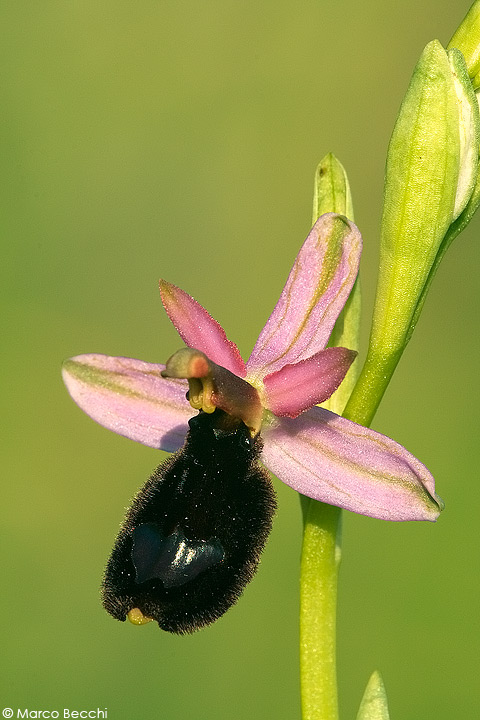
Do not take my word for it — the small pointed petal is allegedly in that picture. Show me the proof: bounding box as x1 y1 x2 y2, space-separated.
62 354 192 452
263 347 357 418
261 407 443 521
159 280 246 377
246 213 361 380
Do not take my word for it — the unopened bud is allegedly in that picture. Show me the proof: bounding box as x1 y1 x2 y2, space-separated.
449 0 480 86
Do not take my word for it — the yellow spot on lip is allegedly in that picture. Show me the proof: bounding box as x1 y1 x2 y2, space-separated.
127 608 153 625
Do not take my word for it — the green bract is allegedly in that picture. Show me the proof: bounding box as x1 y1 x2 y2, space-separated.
344 40 480 426
313 152 354 222
312 153 360 415
356 671 390 720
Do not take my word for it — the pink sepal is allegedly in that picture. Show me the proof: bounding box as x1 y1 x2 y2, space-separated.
261 407 443 521
62 354 192 452
246 214 361 379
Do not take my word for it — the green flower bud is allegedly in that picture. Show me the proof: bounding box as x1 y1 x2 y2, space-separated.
344 40 480 426
375 42 459 349
449 0 480 86
403 49 480 346
448 48 480 216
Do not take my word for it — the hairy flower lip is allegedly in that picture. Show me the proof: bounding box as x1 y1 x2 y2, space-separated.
62 213 443 522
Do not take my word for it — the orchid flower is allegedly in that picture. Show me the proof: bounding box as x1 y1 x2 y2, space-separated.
62 213 442 523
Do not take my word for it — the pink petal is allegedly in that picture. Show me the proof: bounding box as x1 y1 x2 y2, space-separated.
160 280 246 377
246 213 361 379
62 354 192 452
263 347 357 417
261 407 443 521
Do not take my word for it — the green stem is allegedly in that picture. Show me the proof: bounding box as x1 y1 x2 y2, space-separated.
300 501 342 720
299 152 357 720
342 350 401 428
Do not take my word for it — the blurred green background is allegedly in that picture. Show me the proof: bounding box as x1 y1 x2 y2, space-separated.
2 1 479 718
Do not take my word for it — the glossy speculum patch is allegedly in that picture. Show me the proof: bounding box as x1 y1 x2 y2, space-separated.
102 410 276 634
